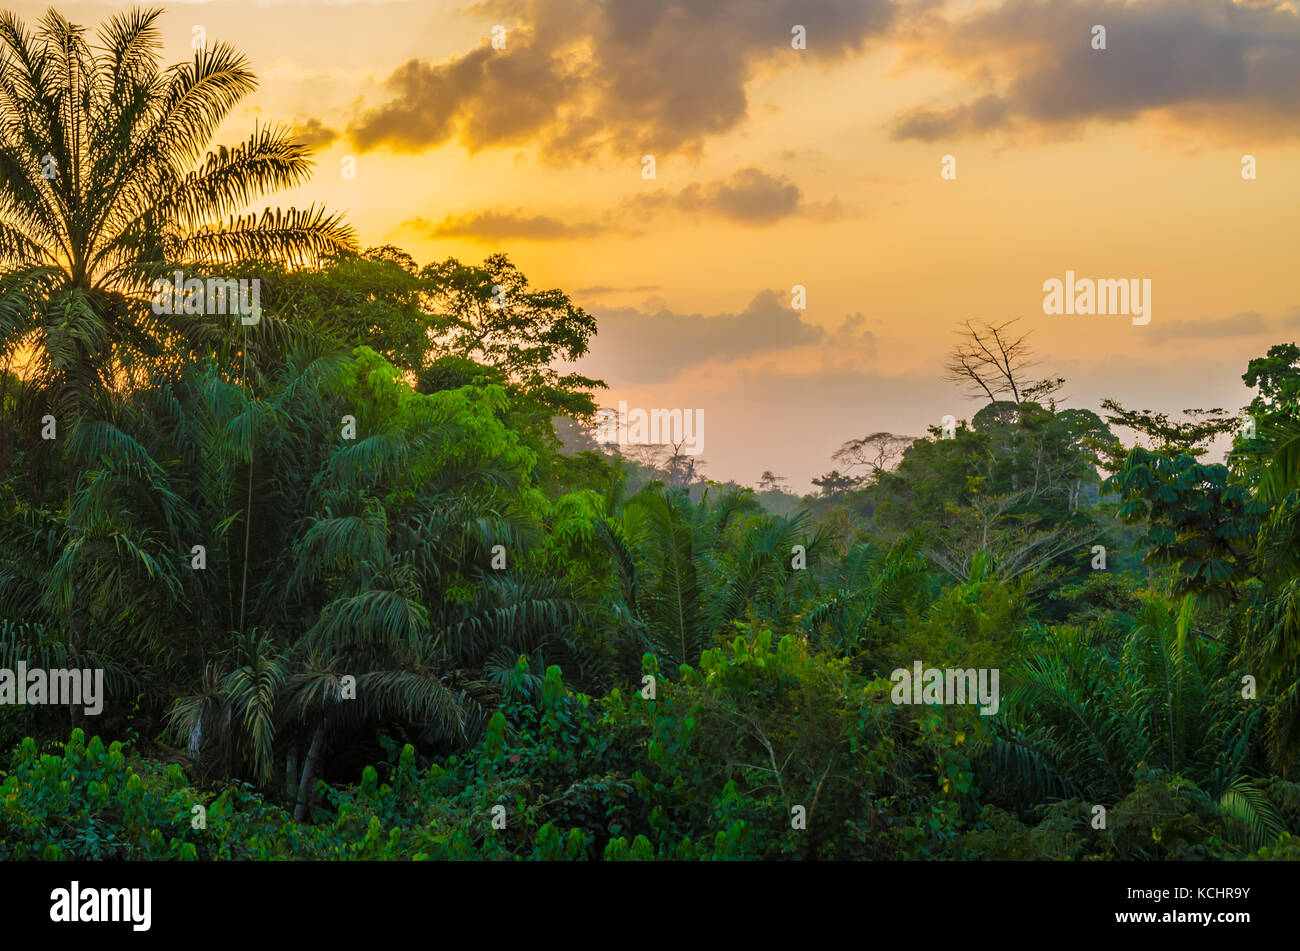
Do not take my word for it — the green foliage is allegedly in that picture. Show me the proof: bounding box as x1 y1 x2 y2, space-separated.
1105 448 1262 605
0 730 200 860
3 18 1300 860
0 8 354 451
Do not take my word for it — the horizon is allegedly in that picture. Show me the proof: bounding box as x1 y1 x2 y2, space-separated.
9 0 1298 492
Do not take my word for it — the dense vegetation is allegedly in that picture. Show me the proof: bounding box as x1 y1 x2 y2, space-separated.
3 9 1300 861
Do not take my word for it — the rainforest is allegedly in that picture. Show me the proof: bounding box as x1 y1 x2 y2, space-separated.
1 7 1299 866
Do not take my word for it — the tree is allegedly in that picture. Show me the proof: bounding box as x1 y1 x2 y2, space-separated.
661 440 705 489
870 400 1108 578
801 538 930 654
811 469 862 499
943 319 1062 406
253 249 608 432
1104 347 1300 771
421 254 605 423
1099 399 1238 460
1243 343 1300 424
985 600 1284 854
831 432 913 481
252 247 429 374
757 470 790 493
615 441 705 490
0 342 599 802
0 8 355 437
1233 343 1300 488
1105 449 1260 606
927 486 1099 585
592 485 824 671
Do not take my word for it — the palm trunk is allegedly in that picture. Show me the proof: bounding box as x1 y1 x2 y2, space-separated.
237 325 254 635
66 449 84 735
237 451 253 634
285 745 299 802
294 722 326 822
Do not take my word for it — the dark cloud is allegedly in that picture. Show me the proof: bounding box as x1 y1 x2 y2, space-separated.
679 168 801 224
350 38 579 153
580 289 826 383
404 210 613 241
890 0 1300 142
349 0 896 158
890 94 1010 143
293 117 340 149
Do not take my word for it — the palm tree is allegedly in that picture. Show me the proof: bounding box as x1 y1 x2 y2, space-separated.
0 8 354 445
0 339 590 809
802 538 930 655
983 601 1289 853
597 484 825 671
1234 419 1300 771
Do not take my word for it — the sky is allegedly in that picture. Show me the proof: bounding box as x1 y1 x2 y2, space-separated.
19 0 1300 491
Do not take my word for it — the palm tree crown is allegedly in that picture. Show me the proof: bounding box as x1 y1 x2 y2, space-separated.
0 7 355 419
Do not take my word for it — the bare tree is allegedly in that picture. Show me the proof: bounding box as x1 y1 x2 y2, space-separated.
663 439 704 488
943 319 1042 405
622 441 705 488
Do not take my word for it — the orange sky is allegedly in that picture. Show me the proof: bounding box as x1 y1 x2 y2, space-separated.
24 0 1300 490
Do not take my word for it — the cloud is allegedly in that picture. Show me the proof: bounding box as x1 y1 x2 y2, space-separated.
580 289 826 383
403 166 837 243
890 0 1300 142
677 168 802 224
628 167 805 225
403 210 615 242
826 312 878 357
348 0 896 159
1279 304 1300 328
577 284 663 296
292 117 341 149
890 94 1011 143
1146 311 1268 342
349 37 580 154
